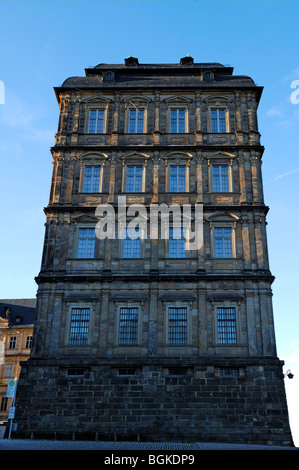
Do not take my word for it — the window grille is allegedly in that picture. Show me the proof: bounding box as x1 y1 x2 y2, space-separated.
211 108 227 133
169 165 186 192
88 109 105 133
219 367 239 377
214 227 232 258
212 165 229 192
77 228 95 258
126 166 143 192
217 307 237 344
170 109 186 133
69 308 90 346
168 307 187 344
128 109 144 133
83 166 101 193
118 308 139 345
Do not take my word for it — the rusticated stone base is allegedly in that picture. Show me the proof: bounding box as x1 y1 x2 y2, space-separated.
11 356 294 446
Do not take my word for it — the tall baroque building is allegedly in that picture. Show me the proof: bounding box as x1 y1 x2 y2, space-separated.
13 56 293 445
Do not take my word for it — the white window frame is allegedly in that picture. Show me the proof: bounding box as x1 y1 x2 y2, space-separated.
210 107 227 133
211 164 232 193
128 108 145 133
88 108 106 134
82 165 102 193
75 226 96 259
169 165 187 192
170 108 187 133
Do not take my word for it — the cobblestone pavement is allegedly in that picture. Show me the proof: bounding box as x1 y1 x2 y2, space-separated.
0 438 297 450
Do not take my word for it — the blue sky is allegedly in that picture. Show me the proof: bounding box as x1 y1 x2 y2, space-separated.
0 0 299 445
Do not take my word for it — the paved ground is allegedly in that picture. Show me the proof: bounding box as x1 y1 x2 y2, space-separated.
0 425 297 451
0 438 297 450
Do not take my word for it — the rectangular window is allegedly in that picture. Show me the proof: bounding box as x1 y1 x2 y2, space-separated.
69 308 90 346
123 229 141 258
25 336 33 349
118 308 139 345
88 109 105 133
217 307 237 344
169 228 186 258
5 364 13 377
170 109 186 133
214 227 232 258
77 228 96 259
1 397 8 412
126 166 143 192
83 166 101 193
169 165 186 192
219 367 239 377
211 108 227 133
212 165 229 192
168 307 187 344
128 109 144 133
9 337 16 349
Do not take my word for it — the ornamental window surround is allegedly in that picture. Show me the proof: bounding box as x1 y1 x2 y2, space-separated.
204 95 231 133
207 212 238 259
123 96 151 134
79 152 108 194
164 96 191 134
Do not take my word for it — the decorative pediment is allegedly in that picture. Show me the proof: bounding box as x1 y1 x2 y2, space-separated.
79 151 109 163
123 95 152 104
204 151 236 161
203 95 231 105
162 151 193 165
206 212 239 222
120 151 151 164
72 214 101 224
163 95 192 104
83 95 111 104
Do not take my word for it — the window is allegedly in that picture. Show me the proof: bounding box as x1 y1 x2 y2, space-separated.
9 337 16 349
69 308 90 346
168 307 187 344
219 367 239 377
88 109 105 133
217 307 237 344
214 227 232 258
169 165 186 192
170 108 186 133
77 228 96 258
1 397 8 412
83 166 101 193
126 166 143 192
212 165 229 192
128 109 144 133
169 227 186 258
123 229 141 258
25 336 33 349
5 364 13 377
118 308 139 345
211 108 227 133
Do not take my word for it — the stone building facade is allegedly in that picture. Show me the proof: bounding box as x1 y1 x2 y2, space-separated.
0 299 35 423
13 56 293 445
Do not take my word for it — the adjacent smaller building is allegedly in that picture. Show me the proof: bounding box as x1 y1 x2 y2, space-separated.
0 299 36 423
